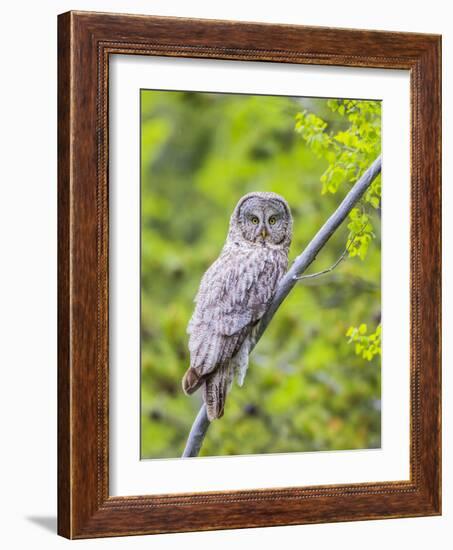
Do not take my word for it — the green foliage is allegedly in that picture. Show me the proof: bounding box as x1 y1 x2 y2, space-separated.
346 324 382 361
347 207 375 261
295 99 381 260
141 91 381 458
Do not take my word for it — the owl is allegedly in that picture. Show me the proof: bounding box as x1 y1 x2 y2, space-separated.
182 192 293 421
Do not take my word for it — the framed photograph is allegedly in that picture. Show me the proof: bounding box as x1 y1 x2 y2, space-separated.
58 11 441 539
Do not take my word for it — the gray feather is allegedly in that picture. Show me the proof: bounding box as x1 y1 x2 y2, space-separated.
182 192 292 421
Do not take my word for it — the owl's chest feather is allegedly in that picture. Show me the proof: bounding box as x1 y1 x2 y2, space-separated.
191 242 288 332
224 243 288 301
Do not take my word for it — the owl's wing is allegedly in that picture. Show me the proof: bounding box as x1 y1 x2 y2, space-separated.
186 250 282 381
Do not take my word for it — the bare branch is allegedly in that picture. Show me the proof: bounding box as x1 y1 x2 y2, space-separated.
182 155 382 458
182 404 210 457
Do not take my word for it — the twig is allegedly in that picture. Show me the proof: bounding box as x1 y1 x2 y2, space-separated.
293 223 368 281
182 155 382 458
293 247 349 281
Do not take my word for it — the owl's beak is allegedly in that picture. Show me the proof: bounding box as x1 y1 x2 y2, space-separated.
260 228 267 239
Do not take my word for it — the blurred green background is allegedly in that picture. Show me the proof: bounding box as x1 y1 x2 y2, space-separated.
140 90 381 459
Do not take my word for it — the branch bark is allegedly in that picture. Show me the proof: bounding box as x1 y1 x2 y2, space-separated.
182 155 382 458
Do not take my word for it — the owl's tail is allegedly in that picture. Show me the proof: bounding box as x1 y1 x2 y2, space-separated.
182 365 232 421
203 365 232 421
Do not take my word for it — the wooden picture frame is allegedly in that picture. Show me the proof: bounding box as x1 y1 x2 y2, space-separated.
58 10 441 539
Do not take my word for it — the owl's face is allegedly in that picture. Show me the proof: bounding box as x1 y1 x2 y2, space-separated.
231 193 292 247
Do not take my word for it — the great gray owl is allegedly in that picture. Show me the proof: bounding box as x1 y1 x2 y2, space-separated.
182 192 292 421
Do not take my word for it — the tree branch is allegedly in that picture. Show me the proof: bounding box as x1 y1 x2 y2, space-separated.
182 155 382 458
182 404 210 457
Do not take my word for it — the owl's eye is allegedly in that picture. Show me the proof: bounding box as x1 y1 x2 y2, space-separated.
269 216 276 225
251 216 259 225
